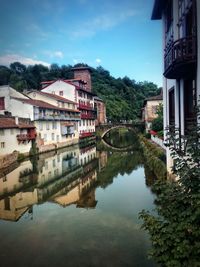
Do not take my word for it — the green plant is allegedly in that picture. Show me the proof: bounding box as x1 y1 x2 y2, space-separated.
139 119 200 266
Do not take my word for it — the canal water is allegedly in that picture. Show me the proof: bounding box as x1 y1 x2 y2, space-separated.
0 130 157 267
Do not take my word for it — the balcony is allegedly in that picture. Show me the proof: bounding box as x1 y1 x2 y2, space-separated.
78 103 94 111
164 36 197 79
17 132 36 141
79 132 95 139
81 113 96 120
34 113 80 121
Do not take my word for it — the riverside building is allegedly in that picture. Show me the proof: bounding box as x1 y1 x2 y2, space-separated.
151 0 200 174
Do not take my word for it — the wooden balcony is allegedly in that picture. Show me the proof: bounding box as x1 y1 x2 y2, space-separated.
81 113 96 120
78 103 94 111
164 36 197 79
17 132 36 141
79 132 95 139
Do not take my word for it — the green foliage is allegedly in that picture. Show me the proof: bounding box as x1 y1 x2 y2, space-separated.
0 62 159 122
151 103 163 132
140 136 167 180
139 119 200 266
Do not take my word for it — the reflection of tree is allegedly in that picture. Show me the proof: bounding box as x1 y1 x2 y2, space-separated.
97 151 143 189
143 164 157 188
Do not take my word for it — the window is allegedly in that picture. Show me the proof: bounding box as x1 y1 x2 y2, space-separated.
184 78 196 133
52 121 57 129
0 97 5 110
44 134 47 142
169 88 175 126
1 142 5 148
39 122 43 131
56 135 59 142
10 129 14 135
46 122 50 130
0 129 5 136
59 91 63 96
152 106 158 115
52 133 55 141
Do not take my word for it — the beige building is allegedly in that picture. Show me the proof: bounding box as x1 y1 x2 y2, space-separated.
142 93 163 132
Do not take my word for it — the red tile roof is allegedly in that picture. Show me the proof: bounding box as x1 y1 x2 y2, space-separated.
0 117 35 129
29 90 77 104
12 97 80 113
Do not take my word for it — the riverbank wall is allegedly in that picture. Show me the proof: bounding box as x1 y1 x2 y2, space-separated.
140 136 167 180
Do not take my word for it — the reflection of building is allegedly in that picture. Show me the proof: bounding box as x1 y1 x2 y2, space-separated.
142 92 163 132
97 151 108 171
151 0 200 173
0 160 37 221
0 144 98 221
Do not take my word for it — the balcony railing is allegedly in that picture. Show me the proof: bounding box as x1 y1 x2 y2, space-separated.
34 113 80 121
17 133 36 141
164 36 197 79
78 103 94 110
81 113 96 120
79 132 95 139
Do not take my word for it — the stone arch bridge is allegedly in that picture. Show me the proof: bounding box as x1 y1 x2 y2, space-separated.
96 123 140 139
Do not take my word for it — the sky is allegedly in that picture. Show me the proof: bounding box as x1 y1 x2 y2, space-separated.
0 0 163 86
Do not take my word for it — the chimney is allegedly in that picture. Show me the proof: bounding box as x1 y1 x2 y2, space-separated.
72 67 92 92
15 116 19 125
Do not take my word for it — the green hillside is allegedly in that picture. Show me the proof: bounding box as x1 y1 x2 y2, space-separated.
0 62 161 122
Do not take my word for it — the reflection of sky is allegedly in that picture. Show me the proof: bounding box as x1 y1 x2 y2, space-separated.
0 164 155 267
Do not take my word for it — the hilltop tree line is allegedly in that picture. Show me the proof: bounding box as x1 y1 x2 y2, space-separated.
0 62 161 122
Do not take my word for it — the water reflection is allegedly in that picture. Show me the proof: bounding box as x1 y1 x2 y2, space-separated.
0 131 156 267
0 145 98 222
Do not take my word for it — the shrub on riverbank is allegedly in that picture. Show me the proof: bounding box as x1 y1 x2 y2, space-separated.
139 123 200 266
140 136 167 180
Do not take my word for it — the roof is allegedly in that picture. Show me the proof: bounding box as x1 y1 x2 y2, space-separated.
72 66 91 72
151 0 165 20
12 97 80 113
28 90 77 104
143 92 163 107
0 117 35 129
94 96 104 102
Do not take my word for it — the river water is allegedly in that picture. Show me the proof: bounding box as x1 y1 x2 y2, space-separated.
0 130 157 267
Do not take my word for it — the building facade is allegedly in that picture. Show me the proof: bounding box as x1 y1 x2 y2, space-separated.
94 97 107 126
41 67 97 139
152 0 200 173
142 93 163 132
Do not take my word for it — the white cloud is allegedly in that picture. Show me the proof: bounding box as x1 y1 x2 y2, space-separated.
71 9 137 39
73 59 78 64
95 58 101 64
0 54 50 67
44 50 64 59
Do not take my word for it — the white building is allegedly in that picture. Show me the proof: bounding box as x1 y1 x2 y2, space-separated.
41 67 96 139
0 86 80 154
0 116 36 157
152 0 200 174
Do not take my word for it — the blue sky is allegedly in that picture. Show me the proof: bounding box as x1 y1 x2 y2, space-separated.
0 0 162 86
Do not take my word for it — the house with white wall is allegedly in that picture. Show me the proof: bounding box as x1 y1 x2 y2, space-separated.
0 86 80 154
151 0 200 173
142 92 163 132
0 116 36 164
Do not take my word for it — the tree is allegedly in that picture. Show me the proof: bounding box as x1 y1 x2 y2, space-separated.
139 114 200 267
151 104 163 133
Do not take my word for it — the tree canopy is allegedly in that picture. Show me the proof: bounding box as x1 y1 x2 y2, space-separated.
0 62 161 122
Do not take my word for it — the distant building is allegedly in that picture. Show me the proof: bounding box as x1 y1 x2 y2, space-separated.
94 96 107 126
142 92 163 132
151 0 200 173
